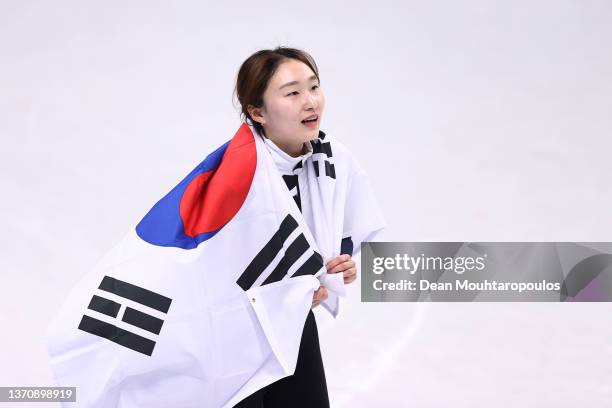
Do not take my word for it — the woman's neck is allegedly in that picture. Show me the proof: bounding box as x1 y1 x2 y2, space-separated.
264 134 307 157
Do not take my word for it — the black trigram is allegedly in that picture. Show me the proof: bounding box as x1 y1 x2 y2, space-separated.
78 276 172 356
340 236 354 256
236 214 324 291
312 140 332 157
312 159 336 179
282 174 301 211
311 135 335 179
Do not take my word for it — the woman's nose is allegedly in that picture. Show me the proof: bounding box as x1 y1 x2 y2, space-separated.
303 93 318 111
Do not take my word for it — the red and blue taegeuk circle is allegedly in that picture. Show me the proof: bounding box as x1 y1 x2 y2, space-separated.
136 123 256 249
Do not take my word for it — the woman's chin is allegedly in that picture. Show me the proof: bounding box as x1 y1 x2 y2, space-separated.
302 127 320 140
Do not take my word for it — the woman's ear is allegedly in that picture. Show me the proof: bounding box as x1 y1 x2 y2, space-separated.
247 105 265 125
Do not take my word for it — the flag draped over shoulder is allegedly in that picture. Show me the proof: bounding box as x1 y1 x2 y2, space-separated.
46 123 385 408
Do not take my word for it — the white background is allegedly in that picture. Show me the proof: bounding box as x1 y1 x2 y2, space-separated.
1 1 611 406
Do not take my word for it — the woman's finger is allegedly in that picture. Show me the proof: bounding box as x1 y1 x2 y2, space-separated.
313 286 328 303
316 286 328 301
328 259 356 274
343 267 357 284
326 254 351 271
312 286 327 308
343 267 356 279
328 259 354 274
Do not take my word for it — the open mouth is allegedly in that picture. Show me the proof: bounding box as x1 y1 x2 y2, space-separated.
301 116 319 126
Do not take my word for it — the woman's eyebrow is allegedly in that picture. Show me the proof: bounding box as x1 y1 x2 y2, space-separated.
279 75 319 90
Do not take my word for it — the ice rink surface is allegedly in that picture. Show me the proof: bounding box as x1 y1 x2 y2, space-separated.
1 1 611 406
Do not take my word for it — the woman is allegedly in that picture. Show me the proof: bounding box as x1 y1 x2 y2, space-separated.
232 47 379 407
46 46 383 408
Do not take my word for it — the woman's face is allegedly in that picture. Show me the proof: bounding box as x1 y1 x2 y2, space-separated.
250 59 325 155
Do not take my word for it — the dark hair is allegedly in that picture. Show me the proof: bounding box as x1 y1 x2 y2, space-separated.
234 47 320 137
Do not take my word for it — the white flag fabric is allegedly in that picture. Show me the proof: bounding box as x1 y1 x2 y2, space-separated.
46 123 385 407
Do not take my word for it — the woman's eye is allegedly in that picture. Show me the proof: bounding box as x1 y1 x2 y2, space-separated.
286 91 299 96
311 85 319 90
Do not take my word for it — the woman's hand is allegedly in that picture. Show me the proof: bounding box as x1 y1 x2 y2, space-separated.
326 254 357 284
312 255 356 308
311 286 328 309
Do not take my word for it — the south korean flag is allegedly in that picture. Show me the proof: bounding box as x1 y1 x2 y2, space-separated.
46 122 385 408
47 123 331 408
78 276 172 357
